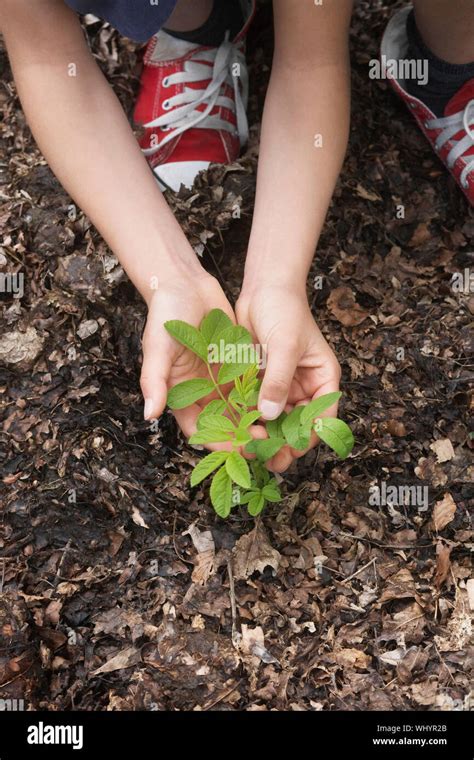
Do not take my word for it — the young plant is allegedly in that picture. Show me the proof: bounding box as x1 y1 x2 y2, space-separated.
164 309 354 519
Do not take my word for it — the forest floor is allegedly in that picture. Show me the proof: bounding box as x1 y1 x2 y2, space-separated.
0 0 472 711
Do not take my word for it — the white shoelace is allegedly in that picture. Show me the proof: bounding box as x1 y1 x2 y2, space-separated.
426 98 474 189
142 33 249 157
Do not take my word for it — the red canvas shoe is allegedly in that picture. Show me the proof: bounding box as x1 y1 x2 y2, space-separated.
381 7 474 205
134 0 256 192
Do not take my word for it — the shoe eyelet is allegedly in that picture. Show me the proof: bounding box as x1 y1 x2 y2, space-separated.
462 178 469 189
409 103 416 109
162 100 171 111
162 76 170 88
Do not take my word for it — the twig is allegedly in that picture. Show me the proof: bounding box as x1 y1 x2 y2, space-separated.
53 539 72 589
172 513 194 566
227 559 239 646
338 531 436 551
202 678 244 711
341 557 377 585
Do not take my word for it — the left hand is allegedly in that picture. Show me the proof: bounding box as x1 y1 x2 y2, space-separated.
236 284 341 472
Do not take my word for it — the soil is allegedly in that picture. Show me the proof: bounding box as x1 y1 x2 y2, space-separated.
0 0 472 712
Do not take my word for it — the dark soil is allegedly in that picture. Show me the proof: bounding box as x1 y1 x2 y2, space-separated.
0 0 472 712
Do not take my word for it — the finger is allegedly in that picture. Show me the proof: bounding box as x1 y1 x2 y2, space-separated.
258 338 300 421
267 446 293 473
141 336 173 420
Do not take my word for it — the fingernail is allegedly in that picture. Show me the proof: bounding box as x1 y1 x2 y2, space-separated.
259 400 282 420
144 398 154 420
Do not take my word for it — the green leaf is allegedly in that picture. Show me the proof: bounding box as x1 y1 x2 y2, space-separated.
167 378 214 410
298 419 313 449
316 417 354 459
237 490 256 505
299 392 342 425
240 364 259 393
210 466 233 518
225 452 251 489
239 410 261 429
189 430 233 445
281 406 308 450
262 481 282 503
248 491 265 516
234 428 253 446
164 320 208 361
266 411 287 439
217 361 255 385
198 414 235 435
199 309 233 344
228 387 246 411
199 399 227 417
245 437 286 462
251 459 270 487
191 451 229 487
217 324 253 349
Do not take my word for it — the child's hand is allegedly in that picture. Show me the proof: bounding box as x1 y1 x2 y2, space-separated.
236 284 341 472
141 272 235 441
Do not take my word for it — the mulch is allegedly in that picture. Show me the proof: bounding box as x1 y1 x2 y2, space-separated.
0 0 472 711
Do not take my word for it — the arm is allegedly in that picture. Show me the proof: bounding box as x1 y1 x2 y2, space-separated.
237 0 352 471
243 0 352 292
1 0 234 423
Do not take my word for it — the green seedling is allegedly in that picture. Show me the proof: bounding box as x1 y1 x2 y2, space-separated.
164 309 354 519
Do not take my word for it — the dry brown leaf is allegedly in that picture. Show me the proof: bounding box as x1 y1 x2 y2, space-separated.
379 601 427 645
91 647 140 675
433 541 452 589
434 587 472 652
232 522 280 580
326 286 369 327
184 523 216 585
410 678 438 706
0 327 44 369
466 578 474 612
432 493 457 532
379 568 421 604
355 183 381 202
238 625 279 664
131 505 149 529
430 438 455 463
333 648 371 670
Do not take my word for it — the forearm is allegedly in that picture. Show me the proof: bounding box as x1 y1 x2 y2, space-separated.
243 58 350 293
2 0 203 304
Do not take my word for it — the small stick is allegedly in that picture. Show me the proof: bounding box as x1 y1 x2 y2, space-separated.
227 559 239 646
341 557 377 585
53 539 72 588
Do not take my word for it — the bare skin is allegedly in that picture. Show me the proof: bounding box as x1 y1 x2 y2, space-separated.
6 1 473 471
413 0 474 64
1 0 235 437
165 0 214 33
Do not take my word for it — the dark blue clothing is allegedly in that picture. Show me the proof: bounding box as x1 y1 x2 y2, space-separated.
64 0 178 42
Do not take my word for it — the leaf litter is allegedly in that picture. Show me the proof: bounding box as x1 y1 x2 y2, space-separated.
0 1 472 711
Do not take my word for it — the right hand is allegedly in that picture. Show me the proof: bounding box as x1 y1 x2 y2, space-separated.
140 270 236 442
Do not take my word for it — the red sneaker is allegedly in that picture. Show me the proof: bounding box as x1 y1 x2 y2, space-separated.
381 7 474 205
134 0 256 192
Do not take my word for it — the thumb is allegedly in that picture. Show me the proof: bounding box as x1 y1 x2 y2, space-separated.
140 336 172 421
258 338 299 420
